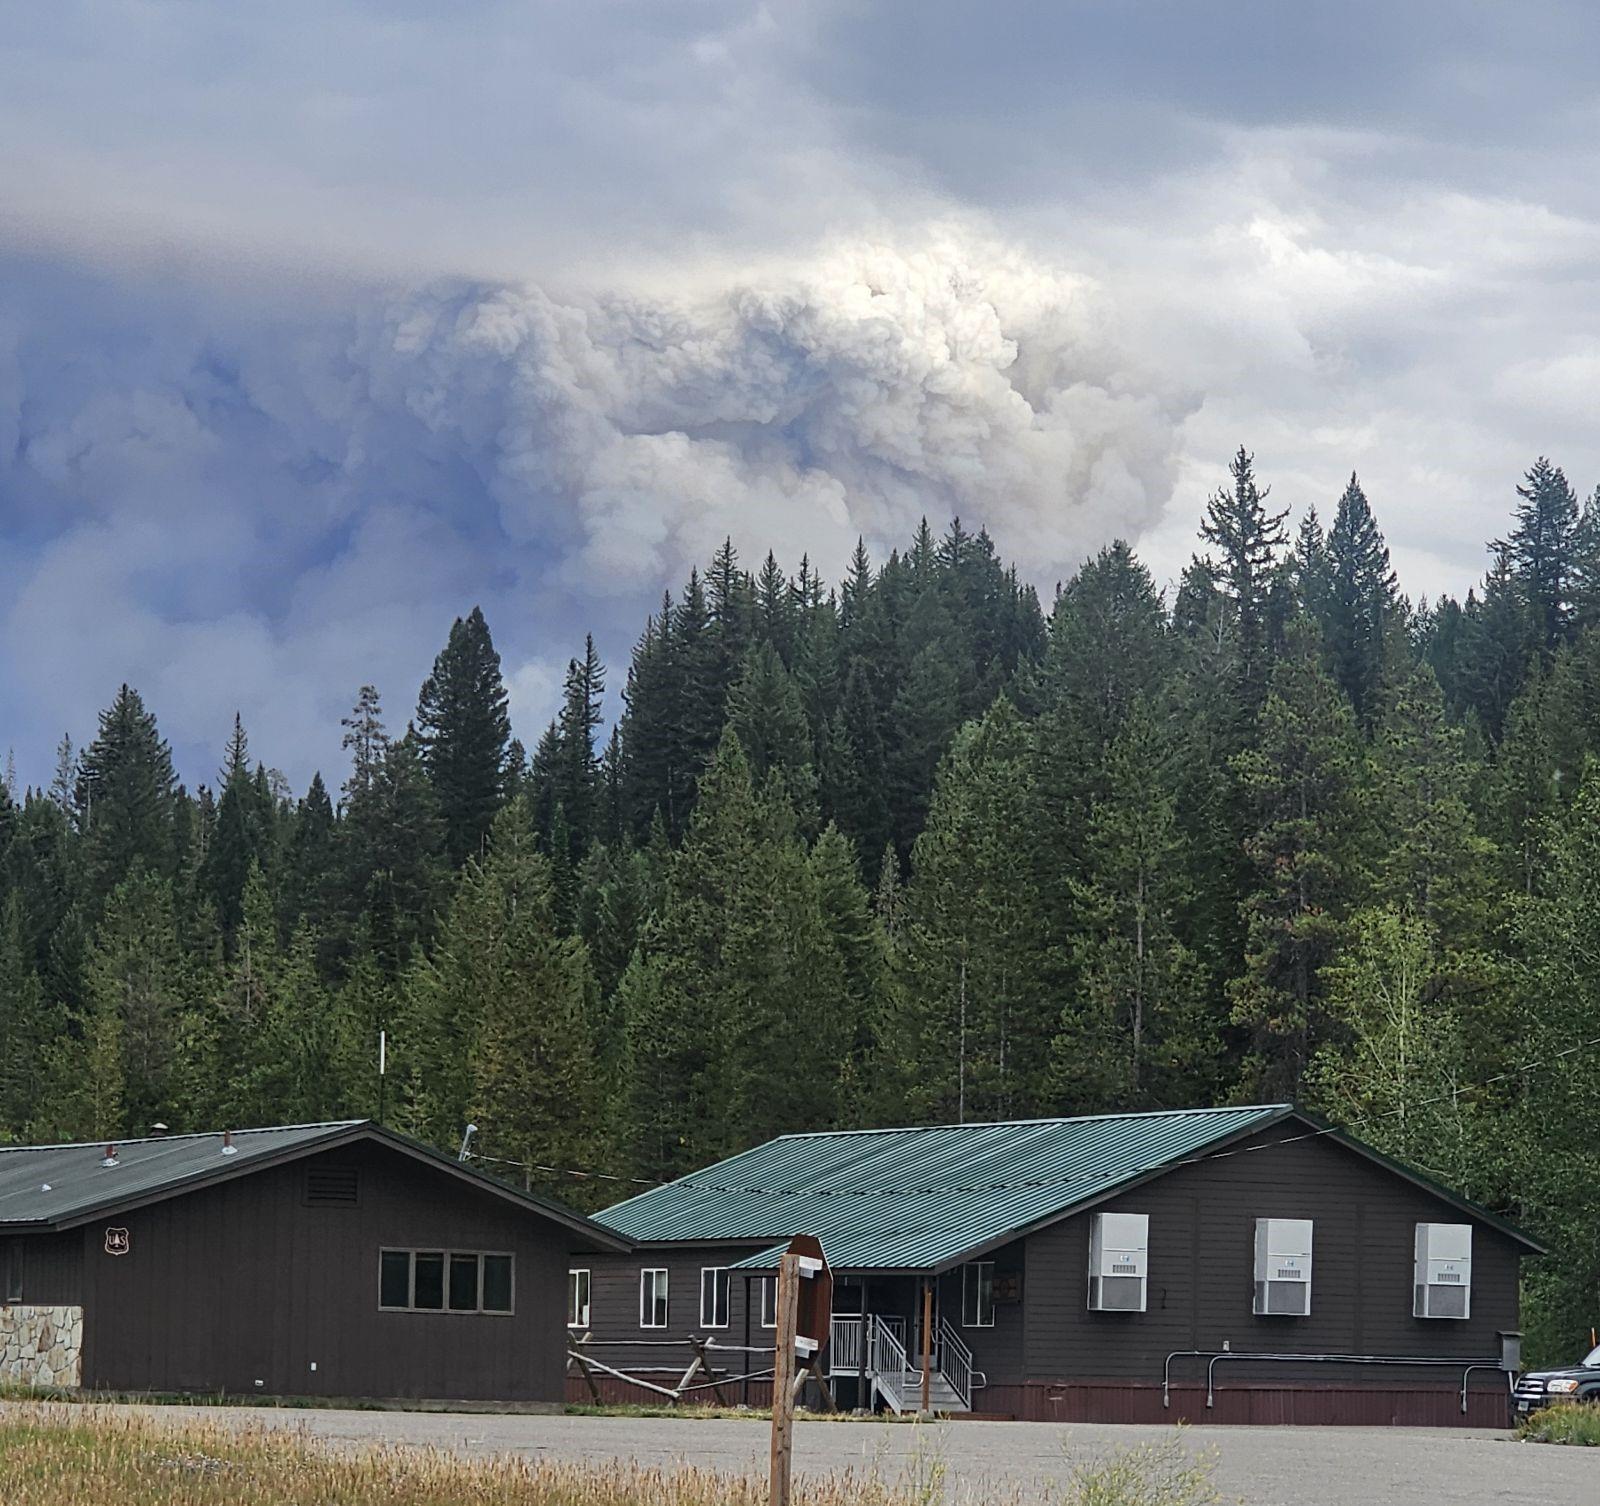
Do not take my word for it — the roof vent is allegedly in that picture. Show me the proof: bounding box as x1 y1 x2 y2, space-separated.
304 1166 360 1206
40 1182 51 1192
221 1130 238 1157
101 1144 119 1168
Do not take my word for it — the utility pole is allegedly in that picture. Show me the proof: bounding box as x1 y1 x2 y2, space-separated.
769 1250 801 1506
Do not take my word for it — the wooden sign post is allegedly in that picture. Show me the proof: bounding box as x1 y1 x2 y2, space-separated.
769 1236 831 1506
769 1249 801 1506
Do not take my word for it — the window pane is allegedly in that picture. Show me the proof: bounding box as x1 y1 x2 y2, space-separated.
449 1253 480 1311
641 1269 668 1326
568 1269 589 1326
380 1250 411 1309
761 1277 776 1328
483 1255 513 1314
963 1262 994 1326
700 1268 728 1327
413 1251 445 1310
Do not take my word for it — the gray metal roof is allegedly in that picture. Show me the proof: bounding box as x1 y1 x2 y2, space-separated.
0 1122 362 1227
0 1121 631 1250
596 1105 1293 1271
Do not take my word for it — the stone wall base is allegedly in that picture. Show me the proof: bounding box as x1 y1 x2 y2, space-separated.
0 1304 83 1389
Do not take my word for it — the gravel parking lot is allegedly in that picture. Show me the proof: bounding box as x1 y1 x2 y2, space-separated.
49 1404 1595 1506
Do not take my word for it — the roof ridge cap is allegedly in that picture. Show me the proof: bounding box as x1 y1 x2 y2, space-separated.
0 1119 366 1155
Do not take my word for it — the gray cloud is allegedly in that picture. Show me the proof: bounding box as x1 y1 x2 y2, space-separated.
2 1 1598 786
0 230 1189 788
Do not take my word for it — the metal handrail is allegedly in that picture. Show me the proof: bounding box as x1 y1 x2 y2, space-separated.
935 1317 974 1408
1162 1349 1510 1414
867 1314 916 1411
830 1316 863 1373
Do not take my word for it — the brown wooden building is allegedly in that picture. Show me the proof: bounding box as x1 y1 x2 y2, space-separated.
0 1120 627 1403
578 1105 1542 1425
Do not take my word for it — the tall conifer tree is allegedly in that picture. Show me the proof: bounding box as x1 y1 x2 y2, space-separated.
416 606 512 866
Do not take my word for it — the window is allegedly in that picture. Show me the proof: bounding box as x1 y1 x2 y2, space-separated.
640 1268 669 1328
380 1249 411 1308
414 1251 445 1310
759 1276 777 1329
568 1268 592 1328
962 1261 995 1327
482 1255 514 1314
700 1267 730 1329
378 1250 513 1314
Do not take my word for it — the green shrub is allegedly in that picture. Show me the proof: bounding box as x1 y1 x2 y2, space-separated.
1058 1435 1231 1506
1518 1402 1600 1446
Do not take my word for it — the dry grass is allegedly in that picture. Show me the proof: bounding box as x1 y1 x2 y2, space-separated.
0 1402 1228 1506
0 1405 930 1506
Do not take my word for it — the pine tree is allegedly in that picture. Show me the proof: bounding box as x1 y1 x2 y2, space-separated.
896 699 1052 1122
415 607 512 866
1497 457 1580 655
202 715 274 946
1229 622 1363 1098
550 635 606 858
281 771 336 942
1571 485 1600 635
1323 474 1400 725
1055 698 1215 1110
808 825 892 1125
340 685 388 800
1369 662 1493 938
69 872 188 1136
0 894 50 1136
1198 447 1289 716
76 685 178 906
1486 768 1600 1357
725 642 817 819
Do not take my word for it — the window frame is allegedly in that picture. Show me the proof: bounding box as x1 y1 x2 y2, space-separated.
640 1267 670 1329
759 1276 777 1330
699 1266 730 1330
377 1248 515 1315
568 1267 592 1329
961 1260 996 1328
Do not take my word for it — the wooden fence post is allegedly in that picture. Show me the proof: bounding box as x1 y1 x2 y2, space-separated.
769 1252 801 1506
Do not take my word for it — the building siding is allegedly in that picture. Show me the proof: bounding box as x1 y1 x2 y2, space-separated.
1021 1125 1519 1390
1 1230 84 1306
70 1140 575 1403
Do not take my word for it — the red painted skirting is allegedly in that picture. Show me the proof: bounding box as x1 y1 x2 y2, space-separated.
565 1374 1510 1426
979 1380 1511 1428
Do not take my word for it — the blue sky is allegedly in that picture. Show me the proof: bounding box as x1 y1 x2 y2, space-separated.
3 2 1598 790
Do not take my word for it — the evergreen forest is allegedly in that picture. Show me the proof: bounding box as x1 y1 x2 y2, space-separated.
2 449 1599 1361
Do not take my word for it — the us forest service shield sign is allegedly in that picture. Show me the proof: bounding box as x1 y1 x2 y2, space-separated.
104 1227 130 1257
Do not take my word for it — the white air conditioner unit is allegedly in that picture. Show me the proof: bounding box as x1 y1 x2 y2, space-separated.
1088 1212 1149 1312
1253 1218 1313 1316
1414 1222 1472 1319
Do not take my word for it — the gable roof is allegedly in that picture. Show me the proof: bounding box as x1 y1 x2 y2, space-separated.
595 1105 1543 1271
597 1105 1286 1271
0 1120 629 1250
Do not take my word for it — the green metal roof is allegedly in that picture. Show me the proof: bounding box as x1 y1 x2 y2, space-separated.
595 1105 1293 1271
